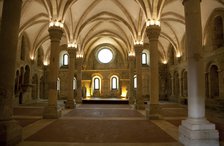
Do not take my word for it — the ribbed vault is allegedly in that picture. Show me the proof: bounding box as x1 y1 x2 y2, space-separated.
19 0 224 64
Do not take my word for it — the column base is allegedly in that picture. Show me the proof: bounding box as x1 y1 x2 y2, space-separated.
65 100 76 109
0 120 22 146
129 99 134 104
75 97 82 104
179 118 219 146
43 105 61 119
146 103 161 119
134 101 145 110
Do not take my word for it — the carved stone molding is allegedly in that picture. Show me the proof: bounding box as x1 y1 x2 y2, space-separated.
146 25 161 41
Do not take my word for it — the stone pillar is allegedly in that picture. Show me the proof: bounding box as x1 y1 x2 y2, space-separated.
179 0 219 145
43 26 63 119
146 24 161 119
128 55 135 104
65 48 76 109
134 44 145 109
76 57 83 103
0 0 22 145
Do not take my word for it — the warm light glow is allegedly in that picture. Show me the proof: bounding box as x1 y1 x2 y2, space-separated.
68 42 77 48
162 59 168 64
76 51 83 58
43 60 49 66
86 88 91 97
30 55 34 60
49 20 64 28
146 19 160 26
76 54 83 58
134 40 144 45
98 48 113 64
128 51 135 57
121 87 127 98
176 51 182 58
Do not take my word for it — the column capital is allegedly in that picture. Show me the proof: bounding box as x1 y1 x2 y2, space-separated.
134 44 143 54
67 48 76 58
76 57 83 64
128 55 135 61
48 26 63 42
146 25 161 41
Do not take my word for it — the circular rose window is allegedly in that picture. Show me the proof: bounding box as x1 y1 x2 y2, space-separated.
97 48 113 63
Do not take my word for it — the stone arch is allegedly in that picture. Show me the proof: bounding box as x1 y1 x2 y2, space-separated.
203 8 224 50
213 15 224 49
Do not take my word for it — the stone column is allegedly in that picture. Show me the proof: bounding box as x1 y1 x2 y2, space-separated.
128 55 135 104
134 44 145 109
65 48 76 109
76 57 83 103
43 25 63 119
0 0 22 145
179 0 219 145
146 24 161 119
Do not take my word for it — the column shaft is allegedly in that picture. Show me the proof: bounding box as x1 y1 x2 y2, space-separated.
128 56 135 104
0 0 22 145
43 27 63 119
65 48 76 108
134 45 144 109
146 25 161 119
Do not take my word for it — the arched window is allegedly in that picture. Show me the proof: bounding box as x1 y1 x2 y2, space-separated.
73 77 77 90
94 78 100 90
134 75 137 89
63 54 69 65
111 76 119 90
57 78 60 91
142 53 147 65
213 16 224 48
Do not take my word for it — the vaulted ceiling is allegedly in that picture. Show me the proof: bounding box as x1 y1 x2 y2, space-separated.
19 0 223 64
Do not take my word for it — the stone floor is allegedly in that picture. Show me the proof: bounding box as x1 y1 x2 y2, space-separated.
14 101 224 146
